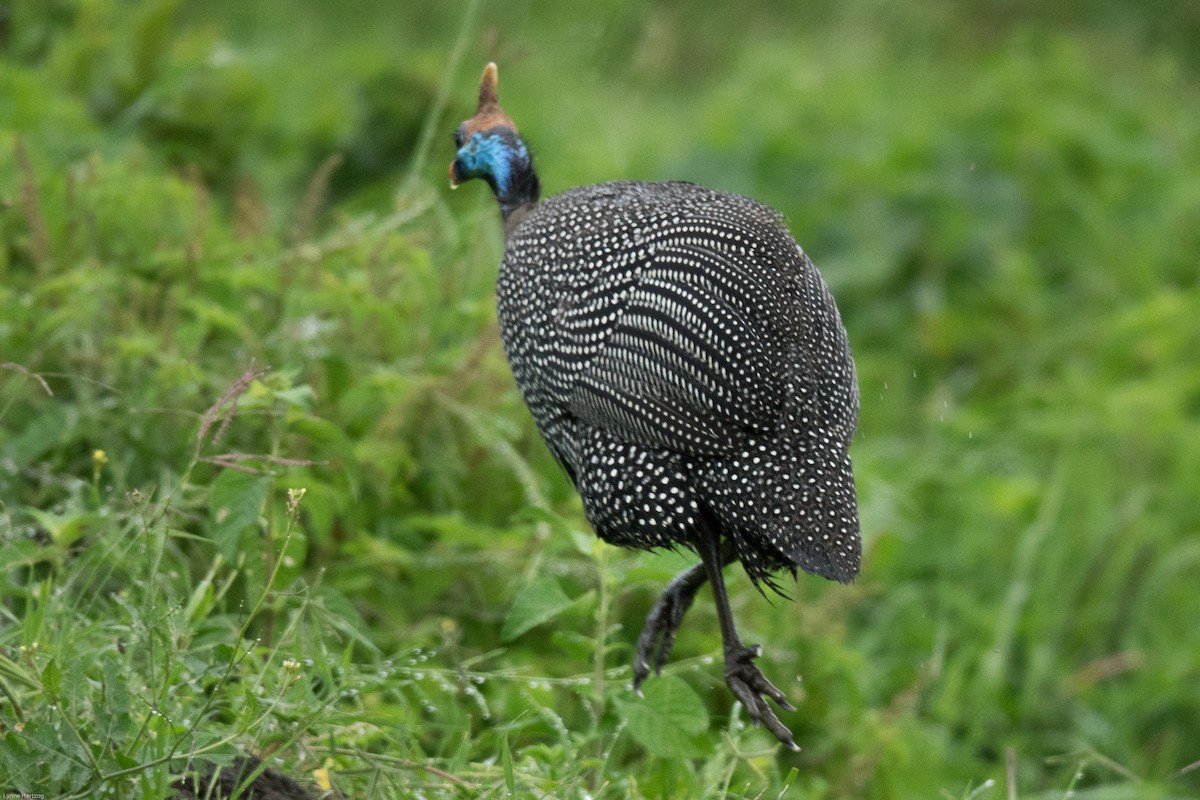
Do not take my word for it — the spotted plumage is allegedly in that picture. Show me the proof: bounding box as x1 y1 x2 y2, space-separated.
498 181 860 585
450 63 861 749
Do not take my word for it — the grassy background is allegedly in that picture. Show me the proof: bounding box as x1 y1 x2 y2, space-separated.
2 0 1199 797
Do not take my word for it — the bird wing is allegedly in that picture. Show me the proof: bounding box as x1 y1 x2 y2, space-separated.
561 235 790 457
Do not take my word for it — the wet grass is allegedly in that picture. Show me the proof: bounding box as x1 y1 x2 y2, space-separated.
2 1 1199 797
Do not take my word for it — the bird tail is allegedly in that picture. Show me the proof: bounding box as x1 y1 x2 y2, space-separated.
699 434 861 588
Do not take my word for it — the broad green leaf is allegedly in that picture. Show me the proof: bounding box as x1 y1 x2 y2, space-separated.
41 658 62 701
289 413 363 497
312 587 377 650
59 658 86 707
0 725 38 778
615 674 709 758
102 657 131 719
24 508 98 547
0 540 48 571
500 577 575 643
2 405 71 464
48 740 72 781
208 470 269 559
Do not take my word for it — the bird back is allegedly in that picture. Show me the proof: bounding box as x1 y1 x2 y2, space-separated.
497 181 861 585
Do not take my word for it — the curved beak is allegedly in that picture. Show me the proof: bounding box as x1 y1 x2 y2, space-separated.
448 159 460 190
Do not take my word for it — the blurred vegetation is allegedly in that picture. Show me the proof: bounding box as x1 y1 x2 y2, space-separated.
1 0 1198 797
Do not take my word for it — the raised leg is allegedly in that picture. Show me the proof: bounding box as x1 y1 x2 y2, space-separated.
632 562 708 694
694 523 799 751
632 540 738 694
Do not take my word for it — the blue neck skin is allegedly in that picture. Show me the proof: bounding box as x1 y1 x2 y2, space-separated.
454 128 540 225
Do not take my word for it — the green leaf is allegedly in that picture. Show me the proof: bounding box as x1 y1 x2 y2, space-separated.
48 740 72 781
59 658 86 707
0 726 37 780
615 674 710 758
274 384 316 409
0 540 49 571
500 577 575 643
208 469 269 560
312 587 377 650
272 517 308 588
2 405 72 464
102 657 130 717
501 731 515 795
41 658 62 701
289 413 362 497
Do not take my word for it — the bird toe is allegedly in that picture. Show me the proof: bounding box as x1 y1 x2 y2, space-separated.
724 645 798 748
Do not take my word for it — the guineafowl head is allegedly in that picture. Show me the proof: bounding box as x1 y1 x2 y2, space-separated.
450 63 540 227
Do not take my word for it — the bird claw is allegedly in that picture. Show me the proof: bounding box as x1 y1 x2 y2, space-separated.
632 569 704 693
632 592 691 693
725 645 799 750
630 559 799 750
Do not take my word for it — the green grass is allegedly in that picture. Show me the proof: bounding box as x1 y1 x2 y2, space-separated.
2 0 1199 797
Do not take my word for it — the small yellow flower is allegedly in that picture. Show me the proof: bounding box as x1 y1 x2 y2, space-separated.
93 449 108 466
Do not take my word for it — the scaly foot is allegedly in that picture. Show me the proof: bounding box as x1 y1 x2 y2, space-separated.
724 643 799 751
632 564 706 693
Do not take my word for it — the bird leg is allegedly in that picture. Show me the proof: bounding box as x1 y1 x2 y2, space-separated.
695 527 799 751
632 540 736 693
632 561 708 694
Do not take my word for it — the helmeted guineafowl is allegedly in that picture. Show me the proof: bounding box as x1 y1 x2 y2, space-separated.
450 63 860 749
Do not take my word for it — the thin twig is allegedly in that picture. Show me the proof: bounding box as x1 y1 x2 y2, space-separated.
314 747 476 789
200 453 327 475
205 452 326 467
14 137 52 274
1005 747 1017 800
401 0 482 192
290 153 344 246
234 177 268 239
1 363 54 396
186 164 210 267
